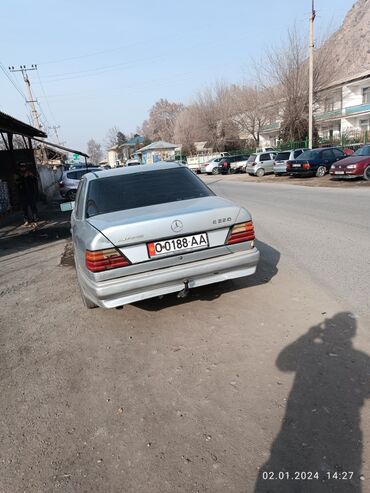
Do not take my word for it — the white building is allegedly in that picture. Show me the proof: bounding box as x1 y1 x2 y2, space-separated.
259 70 370 147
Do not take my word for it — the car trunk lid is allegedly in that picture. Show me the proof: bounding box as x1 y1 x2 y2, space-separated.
86 196 243 264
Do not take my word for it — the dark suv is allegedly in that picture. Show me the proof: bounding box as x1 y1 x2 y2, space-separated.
287 147 346 177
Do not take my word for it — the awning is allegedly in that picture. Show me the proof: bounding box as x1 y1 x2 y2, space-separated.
32 137 89 158
0 110 46 138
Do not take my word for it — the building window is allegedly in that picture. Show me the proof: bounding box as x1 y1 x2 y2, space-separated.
324 98 335 112
362 87 370 104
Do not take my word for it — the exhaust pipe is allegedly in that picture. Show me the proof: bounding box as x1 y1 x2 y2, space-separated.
177 280 190 299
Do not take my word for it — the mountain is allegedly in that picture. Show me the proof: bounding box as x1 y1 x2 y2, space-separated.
323 0 370 77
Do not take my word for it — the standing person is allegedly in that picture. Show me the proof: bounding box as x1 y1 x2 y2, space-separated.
15 163 39 226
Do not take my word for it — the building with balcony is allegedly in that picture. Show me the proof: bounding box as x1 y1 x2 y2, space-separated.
259 70 370 147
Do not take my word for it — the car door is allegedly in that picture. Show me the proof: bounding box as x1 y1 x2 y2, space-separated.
332 148 346 162
262 153 275 172
321 149 335 170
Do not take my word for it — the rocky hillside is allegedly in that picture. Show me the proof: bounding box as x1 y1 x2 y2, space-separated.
323 0 370 77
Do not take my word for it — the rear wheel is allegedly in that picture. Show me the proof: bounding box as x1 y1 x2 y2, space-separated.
211 167 219 175
364 165 370 181
316 166 326 177
256 168 265 177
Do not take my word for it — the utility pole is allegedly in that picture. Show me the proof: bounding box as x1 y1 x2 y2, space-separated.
50 125 63 145
9 64 47 163
9 65 42 131
308 0 316 149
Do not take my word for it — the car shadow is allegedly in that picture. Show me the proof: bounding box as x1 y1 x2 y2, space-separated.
254 312 370 492
133 239 280 311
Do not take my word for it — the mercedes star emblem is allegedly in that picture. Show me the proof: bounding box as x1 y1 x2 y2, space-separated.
171 220 183 233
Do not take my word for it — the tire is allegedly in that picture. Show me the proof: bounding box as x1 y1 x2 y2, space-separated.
211 167 219 175
316 166 326 177
256 168 265 177
66 189 77 201
364 165 370 181
248 173 254 176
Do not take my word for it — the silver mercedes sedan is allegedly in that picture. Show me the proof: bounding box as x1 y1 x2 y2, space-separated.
63 162 260 308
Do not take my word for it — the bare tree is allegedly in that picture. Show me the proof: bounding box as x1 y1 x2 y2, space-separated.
228 85 272 147
257 27 338 142
87 139 103 164
174 106 201 154
144 99 184 142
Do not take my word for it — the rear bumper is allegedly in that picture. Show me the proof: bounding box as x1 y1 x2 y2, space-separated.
245 167 257 175
274 164 287 174
79 247 260 308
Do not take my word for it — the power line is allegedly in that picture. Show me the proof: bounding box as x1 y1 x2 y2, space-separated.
0 61 27 100
35 67 59 126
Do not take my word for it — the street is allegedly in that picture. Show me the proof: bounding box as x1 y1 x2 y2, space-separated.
1 179 370 492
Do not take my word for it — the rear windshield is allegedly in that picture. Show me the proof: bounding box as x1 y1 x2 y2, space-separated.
298 149 321 160
247 154 256 163
85 167 214 217
354 145 370 156
275 152 290 161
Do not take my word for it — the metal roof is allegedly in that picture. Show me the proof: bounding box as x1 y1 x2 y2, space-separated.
0 110 46 138
32 137 89 158
137 140 178 152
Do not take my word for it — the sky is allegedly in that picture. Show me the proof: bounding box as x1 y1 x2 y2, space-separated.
0 0 356 152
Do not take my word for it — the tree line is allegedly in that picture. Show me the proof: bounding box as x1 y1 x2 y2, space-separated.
87 27 338 161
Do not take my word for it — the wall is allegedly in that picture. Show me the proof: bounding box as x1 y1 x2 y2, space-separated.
37 165 63 201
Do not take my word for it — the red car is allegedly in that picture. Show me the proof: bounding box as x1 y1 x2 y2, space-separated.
330 145 370 180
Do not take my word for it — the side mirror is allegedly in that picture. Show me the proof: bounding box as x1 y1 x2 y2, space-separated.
60 201 75 212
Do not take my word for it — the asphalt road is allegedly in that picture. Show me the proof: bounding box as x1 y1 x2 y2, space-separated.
205 176 370 319
1 182 370 492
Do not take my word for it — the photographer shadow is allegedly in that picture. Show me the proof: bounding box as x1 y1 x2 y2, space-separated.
255 312 370 492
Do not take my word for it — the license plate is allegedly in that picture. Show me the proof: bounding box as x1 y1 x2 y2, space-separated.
335 171 345 174
148 233 209 257
292 164 301 168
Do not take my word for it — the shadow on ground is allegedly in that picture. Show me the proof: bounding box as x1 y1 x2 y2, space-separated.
254 311 370 493
0 201 71 258
134 239 280 311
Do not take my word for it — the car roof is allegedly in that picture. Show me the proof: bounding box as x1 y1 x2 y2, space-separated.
82 161 184 180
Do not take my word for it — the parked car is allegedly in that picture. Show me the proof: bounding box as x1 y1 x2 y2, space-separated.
201 157 225 174
329 144 370 180
59 168 101 200
202 155 250 175
244 152 277 177
273 149 308 175
229 154 250 173
61 162 260 309
287 147 346 177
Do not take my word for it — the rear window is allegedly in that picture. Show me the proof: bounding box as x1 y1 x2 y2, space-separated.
67 171 80 180
298 150 321 160
85 168 214 218
275 152 290 161
247 155 256 163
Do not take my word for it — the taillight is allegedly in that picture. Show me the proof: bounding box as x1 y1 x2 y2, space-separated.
85 248 130 272
226 221 255 245
303 162 310 169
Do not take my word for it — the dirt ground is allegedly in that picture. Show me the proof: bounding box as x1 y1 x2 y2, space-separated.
0 187 369 492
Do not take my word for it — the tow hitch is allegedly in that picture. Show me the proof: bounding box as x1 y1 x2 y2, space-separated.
177 280 190 299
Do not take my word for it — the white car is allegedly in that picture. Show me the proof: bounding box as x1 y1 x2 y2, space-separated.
200 157 224 174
